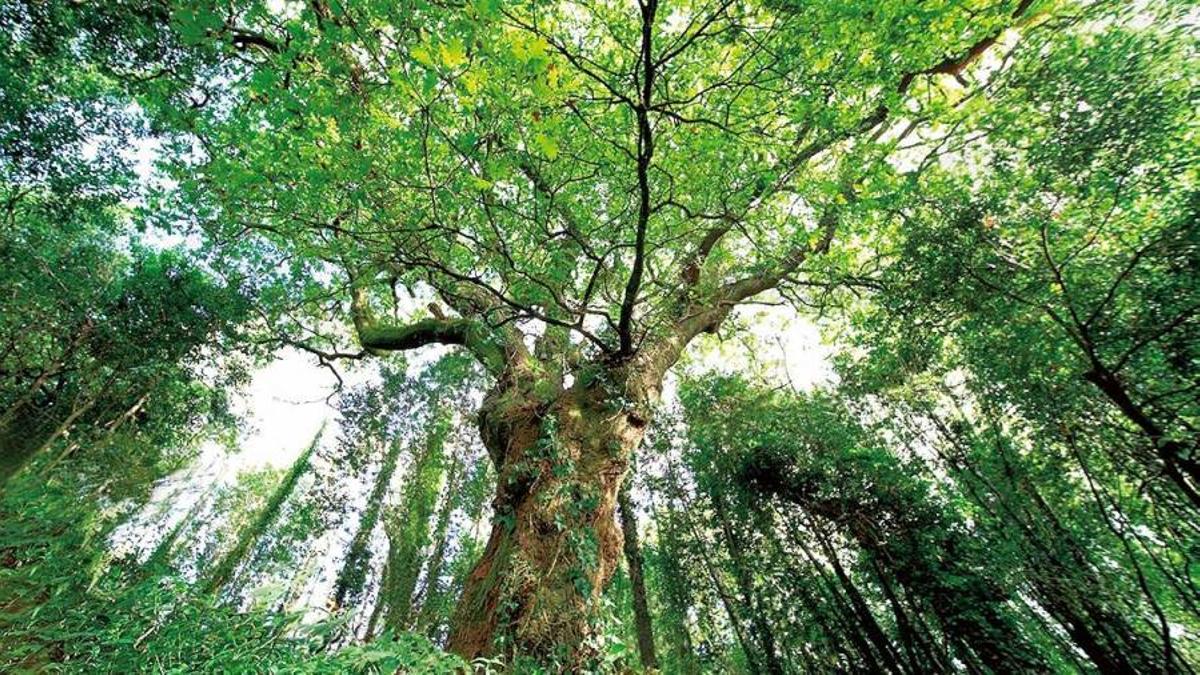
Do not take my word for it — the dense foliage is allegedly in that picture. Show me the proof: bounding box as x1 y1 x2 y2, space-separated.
1 0 1197 672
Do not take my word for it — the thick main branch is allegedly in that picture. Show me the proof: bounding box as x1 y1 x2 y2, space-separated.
350 281 506 374
617 0 660 356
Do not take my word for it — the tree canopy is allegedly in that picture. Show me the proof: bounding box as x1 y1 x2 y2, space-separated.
1 0 1198 672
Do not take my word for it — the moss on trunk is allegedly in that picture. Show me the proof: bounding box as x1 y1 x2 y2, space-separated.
447 378 651 667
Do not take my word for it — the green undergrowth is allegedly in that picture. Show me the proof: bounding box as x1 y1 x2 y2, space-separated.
0 475 468 674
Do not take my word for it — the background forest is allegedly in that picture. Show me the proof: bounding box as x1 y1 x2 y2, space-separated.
1 0 1198 672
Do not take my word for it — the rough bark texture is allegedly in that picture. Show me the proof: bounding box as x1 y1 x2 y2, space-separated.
446 371 653 665
618 480 659 670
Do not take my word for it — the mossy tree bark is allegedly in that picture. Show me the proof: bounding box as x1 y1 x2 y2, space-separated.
446 373 653 663
341 255 809 666
346 253 750 664
342 139 838 663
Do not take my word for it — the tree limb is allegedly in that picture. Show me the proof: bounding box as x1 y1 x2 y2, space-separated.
617 0 660 356
349 276 507 374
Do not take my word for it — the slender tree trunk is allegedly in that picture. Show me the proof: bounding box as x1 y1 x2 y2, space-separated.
653 491 700 674
363 559 388 641
0 365 59 431
618 478 658 670
931 412 1167 674
756 461 1041 672
1072 436 1187 674
664 462 762 672
791 514 903 674
0 319 91 430
1084 365 1200 508
41 383 156 477
276 542 322 615
868 556 950 674
203 427 322 595
146 486 212 569
446 382 647 664
713 489 785 675
414 452 462 633
379 419 453 634
14 388 100 476
1 367 122 486
331 438 405 610
797 540 890 673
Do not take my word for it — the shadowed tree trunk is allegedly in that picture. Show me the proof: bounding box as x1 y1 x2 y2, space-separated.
2 371 115 485
1084 364 1200 508
712 488 785 675
929 412 1172 674
653 485 701 674
740 449 1047 673
785 511 906 674
618 477 658 670
0 321 94 486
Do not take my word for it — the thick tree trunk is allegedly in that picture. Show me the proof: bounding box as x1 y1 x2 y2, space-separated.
618 479 658 670
447 380 649 665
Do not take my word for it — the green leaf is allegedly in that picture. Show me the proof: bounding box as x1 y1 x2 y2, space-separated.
533 133 559 160
440 38 468 69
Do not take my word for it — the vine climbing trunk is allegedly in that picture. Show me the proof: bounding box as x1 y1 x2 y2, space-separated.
447 374 653 665
203 427 322 595
332 439 405 610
